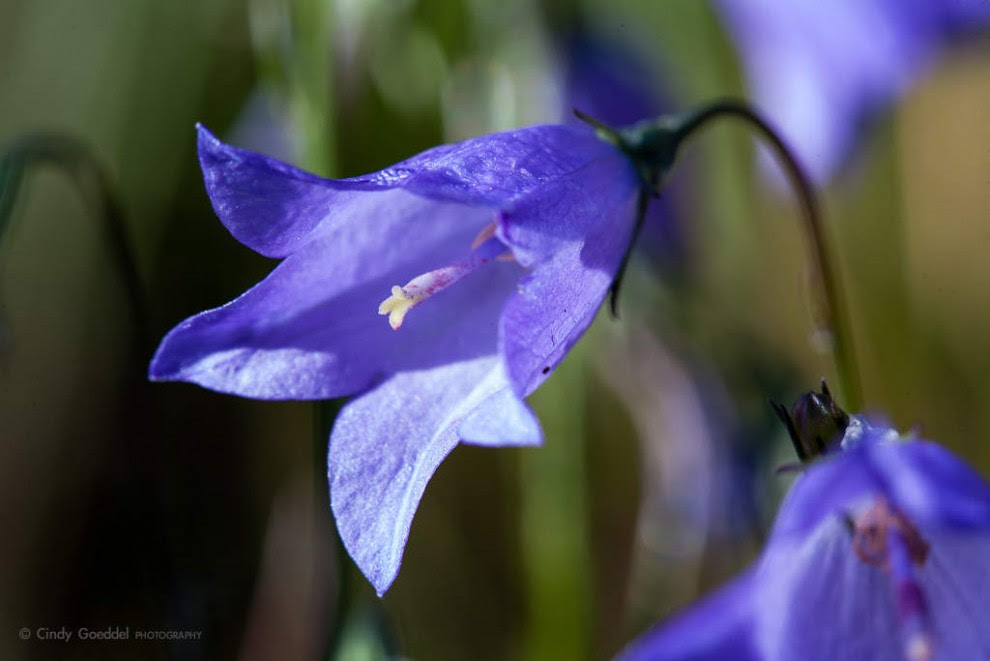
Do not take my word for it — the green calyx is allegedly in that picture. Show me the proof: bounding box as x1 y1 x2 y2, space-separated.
574 108 690 195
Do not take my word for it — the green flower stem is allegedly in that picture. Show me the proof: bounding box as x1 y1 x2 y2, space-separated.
0 133 148 361
521 340 593 661
674 100 863 410
313 400 344 660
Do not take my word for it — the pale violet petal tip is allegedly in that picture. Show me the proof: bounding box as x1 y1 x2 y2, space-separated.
329 358 521 593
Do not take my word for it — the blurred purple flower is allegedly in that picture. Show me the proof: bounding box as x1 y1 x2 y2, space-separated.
714 0 990 182
620 419 990 660
150 124 641 594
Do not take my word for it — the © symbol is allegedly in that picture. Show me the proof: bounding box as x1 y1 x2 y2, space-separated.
18 628 31 640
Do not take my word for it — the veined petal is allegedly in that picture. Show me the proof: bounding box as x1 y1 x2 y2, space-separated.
498 156 640 395
618 569 760 661
758 438 990 660
397 124 622 207
197 123 616 258
150 192 522 399
625 428 990 661
754 518 904 661
198 124 345 258
770 447 878 540
867 441 990 530
922 534 990 658
772 439 990 540
496 147 639 267
328 355 540 596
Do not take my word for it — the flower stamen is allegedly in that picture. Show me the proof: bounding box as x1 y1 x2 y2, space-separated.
850 499 932 661
851 499 929 569
378 236 510 330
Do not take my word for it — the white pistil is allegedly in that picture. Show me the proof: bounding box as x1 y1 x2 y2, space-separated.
377 236 510 330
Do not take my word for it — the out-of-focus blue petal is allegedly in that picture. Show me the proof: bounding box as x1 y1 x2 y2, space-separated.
562 32 661 129
868 441 990 530
498 154 640 394
757 437 990 659
923 534 990 658
757 516 990 660
770 446 877 539
624 427 990 659
713 0 990 183
773 437 990 539
755 518 904 661
328 355 538 595
618 569 760 661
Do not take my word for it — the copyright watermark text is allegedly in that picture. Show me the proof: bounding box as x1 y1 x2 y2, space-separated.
18 626 202 642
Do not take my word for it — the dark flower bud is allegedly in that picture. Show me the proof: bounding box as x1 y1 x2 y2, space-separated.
770 379 849 462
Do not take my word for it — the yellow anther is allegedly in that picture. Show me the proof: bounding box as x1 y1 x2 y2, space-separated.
377 233 509 330
378 286 418 330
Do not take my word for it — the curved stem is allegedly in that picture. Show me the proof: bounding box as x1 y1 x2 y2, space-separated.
674 100 862 410
0 133 149 363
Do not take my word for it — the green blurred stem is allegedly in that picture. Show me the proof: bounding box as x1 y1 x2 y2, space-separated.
314 399 346 660
248 0 335 176
521 341 593 661
674 100 863 410
0 133 148 361
288 0 335 176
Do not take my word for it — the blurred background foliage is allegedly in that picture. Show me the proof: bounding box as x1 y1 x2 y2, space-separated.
1 0 988 659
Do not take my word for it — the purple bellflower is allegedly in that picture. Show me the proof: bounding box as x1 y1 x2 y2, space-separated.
714 0 990 183
619 415 990 661
150 123 645 594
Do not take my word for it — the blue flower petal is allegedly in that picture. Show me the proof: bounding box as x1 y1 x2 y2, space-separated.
150 196 522 398
714 0 990 183
626 432 990 659
497 153 640 394
923 534 990 658
868 441 990 530
773 439 990 540
328 355 537 595
197 123 617 258
162 124 643 594
197 124 345 258
755 518 904 661
618 570 760 661
458 371 542 446
770 447 878 539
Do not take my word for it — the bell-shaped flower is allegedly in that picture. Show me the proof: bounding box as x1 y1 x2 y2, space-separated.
150 123 643 594
620 418 990 660
713 0 990 183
